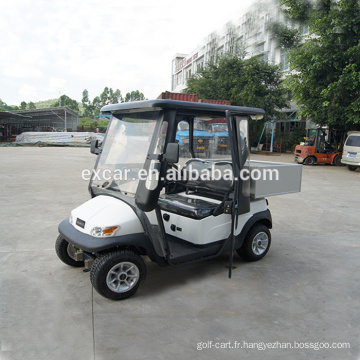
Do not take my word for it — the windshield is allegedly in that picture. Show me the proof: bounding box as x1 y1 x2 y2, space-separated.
177 120 207 132
211 124 228 132
91 111 160 196
178 121 189 131
194 120 206 131
346 135 360 147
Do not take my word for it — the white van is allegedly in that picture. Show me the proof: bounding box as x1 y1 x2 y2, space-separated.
341 132 360 171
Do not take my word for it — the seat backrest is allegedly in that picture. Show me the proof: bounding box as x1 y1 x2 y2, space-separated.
181 159 233 194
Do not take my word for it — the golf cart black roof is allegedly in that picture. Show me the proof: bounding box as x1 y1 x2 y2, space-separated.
101 100 265 117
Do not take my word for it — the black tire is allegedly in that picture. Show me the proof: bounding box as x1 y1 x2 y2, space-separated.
304 156 316 165
333 155 343 166
347 165 358 171
90 250 146 300
236 224 271 262
55 235 84 267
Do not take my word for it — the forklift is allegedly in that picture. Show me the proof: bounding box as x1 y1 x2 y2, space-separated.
55 100 302 300
294 128 345 166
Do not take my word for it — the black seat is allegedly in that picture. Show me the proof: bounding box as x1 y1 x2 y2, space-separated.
181 159 233 194
158 159 234 219
158 193 220 219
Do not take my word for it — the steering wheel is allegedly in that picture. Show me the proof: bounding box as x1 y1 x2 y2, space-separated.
164 163 181 194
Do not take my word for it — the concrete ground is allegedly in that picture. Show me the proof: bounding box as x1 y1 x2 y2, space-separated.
0 147 359 360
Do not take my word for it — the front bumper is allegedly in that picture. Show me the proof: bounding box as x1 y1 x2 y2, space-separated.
58 219 148 253
341 158 360 166
217 143 229 150
294 154 304 163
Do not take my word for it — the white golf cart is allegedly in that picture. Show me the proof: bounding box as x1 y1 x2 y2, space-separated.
56 100 302 300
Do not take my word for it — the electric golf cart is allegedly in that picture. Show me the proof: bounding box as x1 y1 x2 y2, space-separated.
56 100 302 300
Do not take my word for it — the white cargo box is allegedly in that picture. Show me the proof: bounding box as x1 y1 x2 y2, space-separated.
249 160 302 199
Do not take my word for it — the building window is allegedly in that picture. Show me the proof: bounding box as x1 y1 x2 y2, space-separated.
176 72 182 85
281 48 289 71
237 36 244 50
258 53 268 62
254 32 262 41
300 24 309 35
256 43 265 53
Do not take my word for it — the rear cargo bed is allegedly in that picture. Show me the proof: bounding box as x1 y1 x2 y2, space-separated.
249 160 302 199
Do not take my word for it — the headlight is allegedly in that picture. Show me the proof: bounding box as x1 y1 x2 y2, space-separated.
91 226 119 237
91 227 103 236
182 138 189 144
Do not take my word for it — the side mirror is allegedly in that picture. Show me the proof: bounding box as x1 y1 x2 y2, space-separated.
90 139 101 155
163 142 179 164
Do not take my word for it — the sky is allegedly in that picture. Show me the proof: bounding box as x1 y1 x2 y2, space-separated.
0 0 256 106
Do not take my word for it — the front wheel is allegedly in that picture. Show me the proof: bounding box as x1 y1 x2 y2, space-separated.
237 224 271 261
55 235 84 267
304 156 316 165
90 250 146 300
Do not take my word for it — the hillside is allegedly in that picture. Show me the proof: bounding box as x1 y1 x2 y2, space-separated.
32 99 57 108
34 99 83 113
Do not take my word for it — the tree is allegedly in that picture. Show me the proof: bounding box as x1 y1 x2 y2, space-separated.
81 89 90 107
98 87 122 107
92 96 101 116
186 53 288 120
20 101 27 110
109 88 122 104
92 87 123 112
53 95 79 112
80 87 143 118
28 102 36 109
0 99 18 111
124 90 145 102
0 99 10 111
269 22 301 49
100 87 110 107
278 0 360 129
82 89 93 117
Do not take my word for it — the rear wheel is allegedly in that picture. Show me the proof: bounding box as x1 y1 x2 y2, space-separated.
347 165 358 171
55 235 84 267
237 224 271 261
304 156 316 165
90 250 146 300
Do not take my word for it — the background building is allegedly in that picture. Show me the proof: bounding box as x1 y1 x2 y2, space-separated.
171 0 310 136
171 0 308 93
0 107 79 141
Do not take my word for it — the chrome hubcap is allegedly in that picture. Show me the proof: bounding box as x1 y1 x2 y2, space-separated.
252 232 269 255
106 262 140 293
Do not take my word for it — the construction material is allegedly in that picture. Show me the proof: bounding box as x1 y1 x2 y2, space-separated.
14 132 104 146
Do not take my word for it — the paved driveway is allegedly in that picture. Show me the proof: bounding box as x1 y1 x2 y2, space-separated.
0 148 359 360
